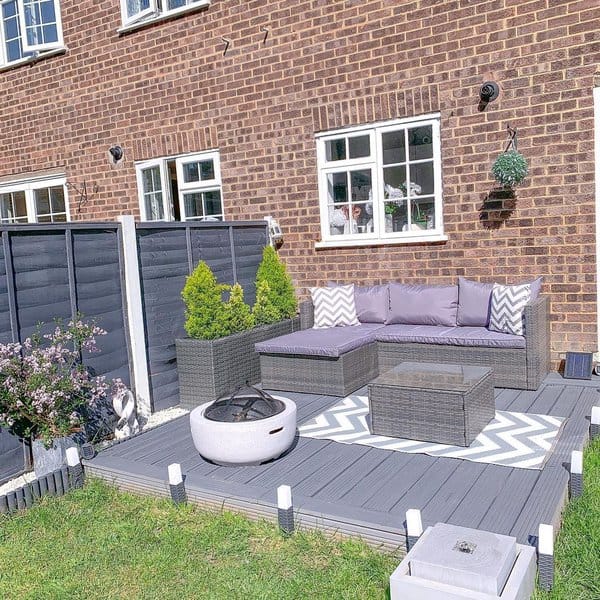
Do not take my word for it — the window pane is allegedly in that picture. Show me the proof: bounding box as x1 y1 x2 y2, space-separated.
413 199 436 230
199 160 215 181
167 0 187 8
348 135 370 159
127 0 150 18
183 192 203 218
49 186 65 213
382 130 405 165
142 166 161 193
37 215 52 223
182 159 214 183
3 0 32 63
383 165 407 197
35 188 50 214
145 193 164 220
350 169 371 194
51 213 66 222
410 162 434 196
327 172 348 204
408 125 433 160
204 190 222 216
325 138 346 162
0 191 27 223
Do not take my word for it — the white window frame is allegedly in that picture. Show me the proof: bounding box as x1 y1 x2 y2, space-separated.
135 150 224 222
315 113 446 248
0 175 69 223
119 0 210 32
119 0 156 28
135 158 172 222
175 151 222 221
17 0 63 53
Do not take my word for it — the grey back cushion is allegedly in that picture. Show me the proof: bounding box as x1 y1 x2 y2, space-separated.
457 276 543 327
327 282 389 323
387 283 459 327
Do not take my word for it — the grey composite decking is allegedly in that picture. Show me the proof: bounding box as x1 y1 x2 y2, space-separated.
85 378 598 551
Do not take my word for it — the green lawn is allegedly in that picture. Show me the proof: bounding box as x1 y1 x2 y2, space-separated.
533 436 600 600
1 438 599 600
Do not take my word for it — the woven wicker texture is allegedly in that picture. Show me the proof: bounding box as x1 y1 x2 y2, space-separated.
368 365 494 446
176 318 296 409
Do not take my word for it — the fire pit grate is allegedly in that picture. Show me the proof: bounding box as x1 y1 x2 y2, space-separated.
205 384 286 423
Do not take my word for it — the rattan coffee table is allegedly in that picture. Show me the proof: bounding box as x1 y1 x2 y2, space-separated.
368 362 494 446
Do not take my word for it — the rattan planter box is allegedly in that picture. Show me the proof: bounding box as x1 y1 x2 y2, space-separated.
176 318 299 409
368 362 494 447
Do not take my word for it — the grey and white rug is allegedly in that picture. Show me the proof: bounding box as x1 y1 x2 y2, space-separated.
298 395 565 470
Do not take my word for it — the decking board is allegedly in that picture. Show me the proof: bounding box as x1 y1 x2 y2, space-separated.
84 376 597 550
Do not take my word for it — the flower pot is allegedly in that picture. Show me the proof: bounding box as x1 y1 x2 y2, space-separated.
175 317 300 409
32 437 76 478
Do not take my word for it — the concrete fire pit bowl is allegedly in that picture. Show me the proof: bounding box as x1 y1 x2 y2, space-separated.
189 394 297 466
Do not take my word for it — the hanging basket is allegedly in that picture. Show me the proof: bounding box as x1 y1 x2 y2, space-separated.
491 150 528 188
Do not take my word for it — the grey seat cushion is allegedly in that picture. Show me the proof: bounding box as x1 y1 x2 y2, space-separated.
255 324 385 358
375 324 526 349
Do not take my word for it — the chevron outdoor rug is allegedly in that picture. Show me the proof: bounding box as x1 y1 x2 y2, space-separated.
298 395 565 470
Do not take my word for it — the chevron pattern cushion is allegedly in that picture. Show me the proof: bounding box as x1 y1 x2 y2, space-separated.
488 283 532 335
310 284 359 328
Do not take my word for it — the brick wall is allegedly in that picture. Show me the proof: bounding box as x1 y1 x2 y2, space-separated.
1 0 599 365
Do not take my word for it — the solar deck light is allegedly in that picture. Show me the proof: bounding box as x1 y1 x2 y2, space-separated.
538 524 554 591
66 447 84 489
591 405 600 438
277 485 294 535
569 450 584 498
406 508 423 551
168 463 187 505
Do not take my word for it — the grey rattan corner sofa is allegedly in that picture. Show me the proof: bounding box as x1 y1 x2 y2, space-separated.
255 280 550 396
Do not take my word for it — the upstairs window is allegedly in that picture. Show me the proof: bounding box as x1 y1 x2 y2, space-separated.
135 151 224 222
316 115 443 246
120 0 209 28
0 0 63 68
0 176 69 223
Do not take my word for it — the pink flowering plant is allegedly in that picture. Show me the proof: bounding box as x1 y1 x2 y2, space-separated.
0 318 121 447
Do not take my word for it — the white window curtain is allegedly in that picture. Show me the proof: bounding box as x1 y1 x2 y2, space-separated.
120 0 156 26
17 0 63 52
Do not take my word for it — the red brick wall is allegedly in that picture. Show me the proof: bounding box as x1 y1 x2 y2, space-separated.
1 0 599 364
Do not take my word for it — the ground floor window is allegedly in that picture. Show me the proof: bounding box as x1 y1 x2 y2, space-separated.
0 176 68 223
315 114 443 246
135 151 224 222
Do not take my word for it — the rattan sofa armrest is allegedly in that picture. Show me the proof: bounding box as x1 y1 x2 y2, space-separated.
523 295 547 337
299 300 314 330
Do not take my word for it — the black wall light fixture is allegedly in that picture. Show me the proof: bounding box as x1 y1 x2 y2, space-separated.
478 81 500 111
108 145 125 168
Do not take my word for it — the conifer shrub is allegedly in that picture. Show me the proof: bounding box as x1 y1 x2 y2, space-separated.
254 246 298 321
221 283 255 334
182 261 231 340
252 280 281 325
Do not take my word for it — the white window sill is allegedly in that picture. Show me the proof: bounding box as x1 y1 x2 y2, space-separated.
0 46 67 74
315 233 448 249
118 1 210 35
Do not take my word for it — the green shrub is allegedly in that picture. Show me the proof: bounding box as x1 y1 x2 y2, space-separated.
182 261 231 340
254 246 297 320
252 280 281 325
221 283 255 334
491 150 529 188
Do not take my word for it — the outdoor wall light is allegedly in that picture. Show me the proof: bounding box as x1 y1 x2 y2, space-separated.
108 145 125 167
478 81 500 111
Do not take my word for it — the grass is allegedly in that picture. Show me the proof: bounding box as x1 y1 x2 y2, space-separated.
1 439 599 599
533 436 600 600
0 478 398 599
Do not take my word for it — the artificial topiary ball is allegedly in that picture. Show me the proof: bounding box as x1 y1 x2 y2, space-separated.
491 150 529 188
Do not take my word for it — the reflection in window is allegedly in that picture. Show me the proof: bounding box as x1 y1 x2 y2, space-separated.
318 117 441 242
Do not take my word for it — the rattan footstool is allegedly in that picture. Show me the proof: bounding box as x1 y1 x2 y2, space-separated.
368 362 494 446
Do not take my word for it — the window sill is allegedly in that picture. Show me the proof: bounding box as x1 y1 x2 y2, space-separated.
118 1 210 35
315 233 448 249
0 47 67 74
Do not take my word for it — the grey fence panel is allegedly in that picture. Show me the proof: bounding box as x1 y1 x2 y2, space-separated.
11 231 72 340
72 229 130 385
137 222 268 411
0 238 11 343
0 428 24 485
0 224 131 387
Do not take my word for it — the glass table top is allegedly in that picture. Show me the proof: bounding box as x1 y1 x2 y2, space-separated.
370 362 493 393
